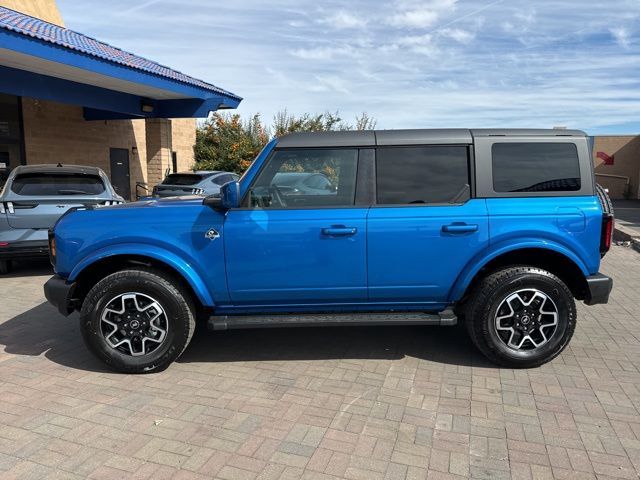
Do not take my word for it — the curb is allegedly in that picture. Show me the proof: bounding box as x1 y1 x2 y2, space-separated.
614 223 640 253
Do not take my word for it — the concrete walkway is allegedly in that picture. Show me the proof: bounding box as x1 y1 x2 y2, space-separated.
612 200 640 252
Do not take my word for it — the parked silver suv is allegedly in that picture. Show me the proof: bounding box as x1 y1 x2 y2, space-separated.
0 164 124 274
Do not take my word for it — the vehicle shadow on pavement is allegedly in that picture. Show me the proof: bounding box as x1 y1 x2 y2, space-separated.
0 302 110 373
178 323 492 368
0 303 493 371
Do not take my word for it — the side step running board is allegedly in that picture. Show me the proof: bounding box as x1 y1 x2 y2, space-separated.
208 308 457 331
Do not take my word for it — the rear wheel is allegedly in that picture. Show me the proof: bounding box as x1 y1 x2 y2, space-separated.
466 266 576 368
80 268 196 373
0 259 11 275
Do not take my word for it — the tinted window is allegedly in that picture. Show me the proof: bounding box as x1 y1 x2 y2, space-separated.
162 174 204 186
249 149 357 208
492 143 581 192
377 146 470 204
11 173 105 196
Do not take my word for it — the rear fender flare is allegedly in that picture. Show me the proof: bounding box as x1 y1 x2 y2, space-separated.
68 243 215 306
449 238 590 302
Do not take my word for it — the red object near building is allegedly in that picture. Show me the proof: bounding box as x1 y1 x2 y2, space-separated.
596 151 614 165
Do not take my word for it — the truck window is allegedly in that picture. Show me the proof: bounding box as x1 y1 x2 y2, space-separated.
376 146 470 205
492 143 581 193
249 148 357 208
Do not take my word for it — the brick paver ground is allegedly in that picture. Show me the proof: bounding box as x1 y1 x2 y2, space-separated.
0 247 639 480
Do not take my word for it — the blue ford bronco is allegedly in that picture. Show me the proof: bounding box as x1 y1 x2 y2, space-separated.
44 129 614 373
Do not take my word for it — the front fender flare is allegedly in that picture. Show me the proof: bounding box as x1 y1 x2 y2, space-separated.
448 238 590 302
68 243 215 306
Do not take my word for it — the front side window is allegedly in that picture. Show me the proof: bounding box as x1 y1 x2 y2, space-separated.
11 173 106 196
492 143 581 193
376 146 470 205
248 148 358 208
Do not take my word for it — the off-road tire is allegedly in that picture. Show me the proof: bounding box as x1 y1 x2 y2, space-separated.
465 266 576 368
596 183 614 216
0 259 11 275
80 268 196 373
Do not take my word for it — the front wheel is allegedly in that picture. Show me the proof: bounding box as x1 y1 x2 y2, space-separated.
80 268 196 373
465 266 576 368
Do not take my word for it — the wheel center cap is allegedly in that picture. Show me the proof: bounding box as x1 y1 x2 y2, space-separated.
130 320 140 329
521 315 531 325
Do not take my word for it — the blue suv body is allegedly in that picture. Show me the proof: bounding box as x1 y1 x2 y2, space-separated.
44 129 614 373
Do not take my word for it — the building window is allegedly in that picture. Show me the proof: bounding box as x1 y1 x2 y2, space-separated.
0 94 24 185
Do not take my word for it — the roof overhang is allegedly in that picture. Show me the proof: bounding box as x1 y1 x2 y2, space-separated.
0 9 241 120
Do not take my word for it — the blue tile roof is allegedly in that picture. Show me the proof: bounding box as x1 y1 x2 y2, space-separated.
0 6 241 101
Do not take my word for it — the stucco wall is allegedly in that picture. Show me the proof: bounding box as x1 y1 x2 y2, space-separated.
592 136 640 200
0 0 64 26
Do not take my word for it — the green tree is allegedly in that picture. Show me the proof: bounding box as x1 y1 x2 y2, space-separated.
194 110 377 173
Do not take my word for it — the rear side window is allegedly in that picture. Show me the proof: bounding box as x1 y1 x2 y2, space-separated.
11 173 105 196
161 174 203 186
376 146 470 205
492 143 581 193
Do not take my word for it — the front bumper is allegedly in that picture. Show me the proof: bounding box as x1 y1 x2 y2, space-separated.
0 239 48 259
584 273 613 305
44 275 77 316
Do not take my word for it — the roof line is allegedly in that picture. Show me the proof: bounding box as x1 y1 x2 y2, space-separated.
0 6 241 101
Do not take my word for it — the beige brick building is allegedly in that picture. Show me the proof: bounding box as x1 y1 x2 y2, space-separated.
592 135 640 200
0 0 240 199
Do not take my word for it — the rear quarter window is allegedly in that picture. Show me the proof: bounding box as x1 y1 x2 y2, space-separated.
492 143 581 193
11 173 106 196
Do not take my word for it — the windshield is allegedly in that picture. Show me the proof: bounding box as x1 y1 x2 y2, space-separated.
11 173 106 196
161 174 205 186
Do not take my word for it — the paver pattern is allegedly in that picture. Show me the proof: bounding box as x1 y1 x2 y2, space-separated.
0 247 639 480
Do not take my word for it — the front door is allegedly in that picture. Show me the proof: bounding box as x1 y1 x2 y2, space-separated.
109 148 131 200
367 145 489 305
223 147 368 306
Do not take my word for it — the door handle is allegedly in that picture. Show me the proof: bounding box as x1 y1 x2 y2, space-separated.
321 226 357 236
442 223 478 234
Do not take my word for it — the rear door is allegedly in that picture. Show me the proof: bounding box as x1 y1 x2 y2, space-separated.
367 144 489 305
5 171 107 229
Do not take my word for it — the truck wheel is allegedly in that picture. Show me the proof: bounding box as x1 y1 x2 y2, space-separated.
0 259 11 275
465 266 576 368
79 268 196 373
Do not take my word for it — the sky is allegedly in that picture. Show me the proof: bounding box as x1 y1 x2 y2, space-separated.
57 0 640 134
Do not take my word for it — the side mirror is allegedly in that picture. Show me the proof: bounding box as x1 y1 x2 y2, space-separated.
204 181 240 210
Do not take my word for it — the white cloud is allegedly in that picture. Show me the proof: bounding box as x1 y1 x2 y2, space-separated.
320 11 367 29
610 27 631 48
389 0 457 28
289 45 356 60
439 27 474 43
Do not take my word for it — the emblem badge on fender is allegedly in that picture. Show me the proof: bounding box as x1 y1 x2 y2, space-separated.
205 228 220 240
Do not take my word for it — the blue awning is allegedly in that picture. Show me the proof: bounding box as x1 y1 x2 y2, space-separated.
0 6 242 120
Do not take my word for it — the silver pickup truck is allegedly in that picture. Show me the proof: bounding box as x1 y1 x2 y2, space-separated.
0 164 124 274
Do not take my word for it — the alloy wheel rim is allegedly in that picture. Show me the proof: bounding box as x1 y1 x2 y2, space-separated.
494 288 559 351
100 292 168 356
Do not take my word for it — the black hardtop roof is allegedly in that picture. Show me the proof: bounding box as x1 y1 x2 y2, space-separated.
13 164 104 175
276 128 587 148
